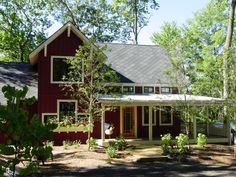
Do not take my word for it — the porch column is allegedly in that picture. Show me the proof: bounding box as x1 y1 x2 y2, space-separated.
193 116 197 141
149 106 153 141
101 104 105 146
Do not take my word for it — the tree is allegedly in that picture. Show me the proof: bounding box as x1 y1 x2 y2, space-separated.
50 0 122 42
112 0 159 44
62 40 118 149
0 0 51 62
152 0 236 98
0 85 56 176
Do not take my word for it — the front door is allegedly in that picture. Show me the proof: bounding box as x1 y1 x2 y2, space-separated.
123 107 135 137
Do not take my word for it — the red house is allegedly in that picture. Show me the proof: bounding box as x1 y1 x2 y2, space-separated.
0 22 229 145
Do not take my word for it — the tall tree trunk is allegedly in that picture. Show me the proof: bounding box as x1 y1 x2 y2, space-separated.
134 0 138 44
223 0 236 100
223 0 236 144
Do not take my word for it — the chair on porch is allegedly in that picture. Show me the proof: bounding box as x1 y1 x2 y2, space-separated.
105 123 115 139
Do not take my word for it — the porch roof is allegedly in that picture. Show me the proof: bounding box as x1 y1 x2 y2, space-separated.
98 94 224 105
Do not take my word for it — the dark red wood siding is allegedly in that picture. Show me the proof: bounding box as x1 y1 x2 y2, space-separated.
172 87 179 94
135 86 142 94
38 30 83 117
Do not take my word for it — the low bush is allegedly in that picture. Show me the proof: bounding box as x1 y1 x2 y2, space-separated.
87 137 98 150
106 146 118 158
197 133 207 147
160 133 172 155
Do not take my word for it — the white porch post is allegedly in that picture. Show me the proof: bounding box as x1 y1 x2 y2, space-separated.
149 106 153 141
193 116 197 141
101 104 105 145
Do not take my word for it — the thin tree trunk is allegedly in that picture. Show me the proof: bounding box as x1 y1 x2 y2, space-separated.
223 0 236 99
134 0 138 44
223 0 236 144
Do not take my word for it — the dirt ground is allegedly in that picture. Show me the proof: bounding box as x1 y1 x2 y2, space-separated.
2 144 236 176
39 144 236 173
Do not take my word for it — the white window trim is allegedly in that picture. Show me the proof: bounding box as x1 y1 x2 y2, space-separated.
143 86 155 94
50 56 84 84
57 99 78 121
122 85 135 94
159 107 173 126
142 106 156 126
42 113 58 124
160 87 172 94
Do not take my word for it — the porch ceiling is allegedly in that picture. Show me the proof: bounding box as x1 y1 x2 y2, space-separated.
98 94 224 105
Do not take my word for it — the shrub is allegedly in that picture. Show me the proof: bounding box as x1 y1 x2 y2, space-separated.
106 147 118 158
63 140 71 150
86 137 97 150
31 145 53 165
72 140 81 149
115 135 128 151
176 133 188 148
197 133 207 147
160 133 172 154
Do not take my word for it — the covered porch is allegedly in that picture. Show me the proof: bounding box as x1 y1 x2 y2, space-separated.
98 94 227 145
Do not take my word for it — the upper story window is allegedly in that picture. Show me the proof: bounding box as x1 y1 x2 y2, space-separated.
51 57 71 83
161 87 171 94
144 86 154 94
51 56 83 84
123 86 134 94
106 86 122 94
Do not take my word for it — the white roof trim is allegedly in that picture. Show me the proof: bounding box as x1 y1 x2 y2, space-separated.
29 22 88 65
98 94 224 105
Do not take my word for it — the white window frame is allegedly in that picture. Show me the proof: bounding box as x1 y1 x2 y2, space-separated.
142 106 156 126
143 86 155 94
50 56 84 84
159 106 173 126
122 86 135 94
161 87 172 94
57 99 78 122
42 113 58 124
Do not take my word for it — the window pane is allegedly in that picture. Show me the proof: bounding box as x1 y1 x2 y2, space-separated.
143 106 155 125
161 87 171 94
123 86 134 93
59 101 76 123
144 87 154 93
53 58 70 82
161 107 172 125
44 115 57 124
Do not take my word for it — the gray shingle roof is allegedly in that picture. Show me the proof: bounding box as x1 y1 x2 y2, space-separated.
0 62 37 105
103 43 172 84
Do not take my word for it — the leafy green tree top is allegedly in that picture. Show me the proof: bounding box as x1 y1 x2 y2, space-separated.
0 0 51 62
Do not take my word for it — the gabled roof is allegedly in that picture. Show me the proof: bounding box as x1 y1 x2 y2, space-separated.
0 62 37 105
29 22 89 65
103 43 172 85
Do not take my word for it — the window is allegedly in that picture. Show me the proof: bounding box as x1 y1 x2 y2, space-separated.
144 86 154 93
159 106 173 126
123 86 134 93
77 113 89 125
58 100 77 124
51 56 83 83
42 113 57 124
142 106 156 126
161 87 171 94
51 57 71 83
106 86 122 94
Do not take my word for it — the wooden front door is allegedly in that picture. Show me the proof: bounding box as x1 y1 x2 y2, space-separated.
123 107 135 137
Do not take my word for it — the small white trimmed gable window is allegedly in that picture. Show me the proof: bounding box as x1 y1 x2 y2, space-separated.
144 86 154 93
51 56 83 83
159 106 173 126
161 87 171 94
123 86 134 93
